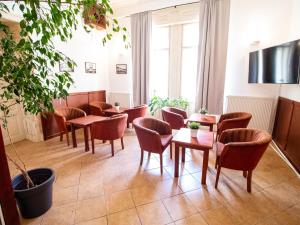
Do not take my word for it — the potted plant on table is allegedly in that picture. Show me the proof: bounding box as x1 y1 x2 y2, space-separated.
114 102 120 111
0 0 127 219
199 107 208 115
188 122 200 137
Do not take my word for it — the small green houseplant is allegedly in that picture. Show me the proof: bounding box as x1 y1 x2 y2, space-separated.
199 107 208 115
114 102 120 111
0 0 127 219
149 95 189 116
188 122 200 137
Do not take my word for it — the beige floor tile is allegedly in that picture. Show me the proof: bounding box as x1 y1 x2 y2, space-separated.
137 201 172 225
163 194 197 221
53 185 78 206
184 187 222 211
105 190 135 214
144 167 172 183
42 203 76 225
153 178 182 198
107 208 141 225
78 181 105 200
200 206 242 225
56 172 81 188
164 164 190 177
177 174 202 192
76 216 107 225
130 185 160 206
21 217 43 225
175 214 208 225
75 196 107 223
183 161 203 174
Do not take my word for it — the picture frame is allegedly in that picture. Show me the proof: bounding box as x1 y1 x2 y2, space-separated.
116 64 127 74
85 62 96 73
59 61 74 72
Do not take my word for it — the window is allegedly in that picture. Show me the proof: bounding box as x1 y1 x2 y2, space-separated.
150 26 169 98
181 23 199 106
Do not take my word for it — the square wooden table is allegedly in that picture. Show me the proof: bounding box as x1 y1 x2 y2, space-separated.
172 128 214 184
187 113 217 131
103 107 128 116
67 115 107 151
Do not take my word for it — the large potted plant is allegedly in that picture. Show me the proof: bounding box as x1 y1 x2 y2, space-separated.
0 0 127 219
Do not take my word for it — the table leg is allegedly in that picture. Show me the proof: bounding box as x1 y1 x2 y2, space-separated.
209 125 213 132
201 150 209 184
83 126 89 152
174 144 180 177
71 125 77 148
181 147 185 163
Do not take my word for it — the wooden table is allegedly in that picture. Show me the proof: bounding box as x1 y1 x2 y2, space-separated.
103 107 128 116
172 128 214 184
187 114 217 131
67 115 107 151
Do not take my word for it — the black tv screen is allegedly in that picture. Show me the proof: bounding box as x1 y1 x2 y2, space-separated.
248 39 300 84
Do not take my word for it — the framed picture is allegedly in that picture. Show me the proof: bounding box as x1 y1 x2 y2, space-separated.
59 61 74 72
116 64 127 74
85 62 96 73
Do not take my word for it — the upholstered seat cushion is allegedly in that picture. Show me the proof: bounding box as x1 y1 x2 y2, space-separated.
216 142 225 156
161 134 173 148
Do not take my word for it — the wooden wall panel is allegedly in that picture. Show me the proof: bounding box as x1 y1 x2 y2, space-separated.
0 127 20 225
42 90 106 140
285 102 300 173
272 97 294 150
88 90 106 103
67 92 89 114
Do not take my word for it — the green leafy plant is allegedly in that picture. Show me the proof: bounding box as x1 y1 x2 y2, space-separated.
149 95 189 116
114 102 120 106
188 122 200 129
199 107 208 115
0 0 128 188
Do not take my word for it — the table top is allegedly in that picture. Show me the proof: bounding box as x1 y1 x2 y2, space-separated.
103 107 128 114
67 115 107 126
172 128 214 150
187 113 217 125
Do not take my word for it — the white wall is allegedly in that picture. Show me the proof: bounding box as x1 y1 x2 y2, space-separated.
224 0 296 100
53 21 110 94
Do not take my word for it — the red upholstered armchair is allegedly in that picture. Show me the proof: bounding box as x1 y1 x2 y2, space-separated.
89 101 113 116
161 107 187 130
133 117 172 174
217 112 252 139
91 114 128 156
215 128 272 192
124 104 148 128
54 107 86 145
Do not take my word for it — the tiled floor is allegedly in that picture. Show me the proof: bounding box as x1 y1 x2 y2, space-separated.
7 129 300 225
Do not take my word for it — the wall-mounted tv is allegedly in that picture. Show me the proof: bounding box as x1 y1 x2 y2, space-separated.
248 39 300 84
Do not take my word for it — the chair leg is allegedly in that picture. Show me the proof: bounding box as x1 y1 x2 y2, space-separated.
148 152 151 158
140 149 144 166
215 156 219 169
243 171 248 178
247 170 252 193
215 166 221 189
60 133 63 142
127 122 130 128
66 132 70 146
110 140 114 156
170 143 173 159
92 138 95 154
121 137 124 149
159 153 163 174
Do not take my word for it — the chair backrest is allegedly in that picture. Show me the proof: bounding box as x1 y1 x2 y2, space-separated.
91 113 127 140
133 117 171 153
161 107 187 130
217 112 252 136
219 128 272 171
124 104 148 123
54 107 86 132
89 101 112 116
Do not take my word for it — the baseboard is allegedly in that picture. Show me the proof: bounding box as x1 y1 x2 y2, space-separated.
270 140 300 178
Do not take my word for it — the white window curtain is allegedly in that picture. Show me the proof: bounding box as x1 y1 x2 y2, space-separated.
130 11 152 106
195 0 230 114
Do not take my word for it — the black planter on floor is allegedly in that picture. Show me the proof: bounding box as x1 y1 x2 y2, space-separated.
12 168 55 218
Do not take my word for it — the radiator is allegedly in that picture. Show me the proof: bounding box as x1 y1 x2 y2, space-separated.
225 96 277 132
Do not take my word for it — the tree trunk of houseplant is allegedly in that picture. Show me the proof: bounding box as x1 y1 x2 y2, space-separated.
0 127 20 225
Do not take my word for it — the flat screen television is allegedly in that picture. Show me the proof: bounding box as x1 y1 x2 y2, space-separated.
248 39 300 84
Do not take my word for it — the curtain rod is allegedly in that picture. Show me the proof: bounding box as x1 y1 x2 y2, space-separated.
120 1 200 18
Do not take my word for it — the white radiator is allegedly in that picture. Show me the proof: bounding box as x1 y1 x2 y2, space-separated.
225 96 276 132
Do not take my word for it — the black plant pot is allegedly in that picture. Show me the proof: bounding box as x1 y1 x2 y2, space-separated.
12 168 55 218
